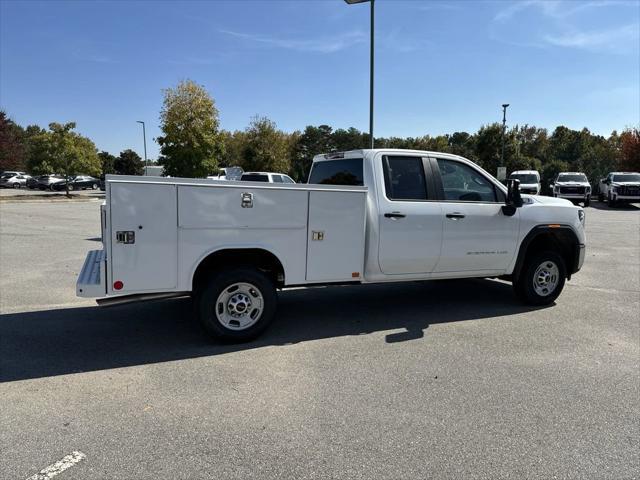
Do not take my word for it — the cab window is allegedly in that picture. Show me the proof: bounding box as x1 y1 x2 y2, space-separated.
308 158 363 186
382 156 428 201
437 158 499 202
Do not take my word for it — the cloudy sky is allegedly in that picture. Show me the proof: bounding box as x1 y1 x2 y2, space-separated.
1 0 638 159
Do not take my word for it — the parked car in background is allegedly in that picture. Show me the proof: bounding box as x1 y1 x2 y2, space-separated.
551 172 591 206
29 174 65 190
0 170 27 177
598 172 640 206
51 175 100 191
509 170 541 195
0 172 30 188
240 172 296 183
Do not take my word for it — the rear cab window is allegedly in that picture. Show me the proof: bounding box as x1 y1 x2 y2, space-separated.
241 174 270 182
308 158 364 186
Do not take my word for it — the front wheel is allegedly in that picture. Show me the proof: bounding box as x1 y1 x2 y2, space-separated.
91 183 98 190
514 251 566 306
608 192 616 207
195 267 277 343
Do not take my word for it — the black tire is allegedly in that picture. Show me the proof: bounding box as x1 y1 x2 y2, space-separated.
92 183 98 190
513 250 566 306
195 267 277 343
67 184 74 191
597 192 604 202
584 196 590 207
608 192 616 207
12 183 20 189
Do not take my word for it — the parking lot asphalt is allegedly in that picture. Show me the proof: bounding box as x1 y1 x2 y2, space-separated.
1 200 638 479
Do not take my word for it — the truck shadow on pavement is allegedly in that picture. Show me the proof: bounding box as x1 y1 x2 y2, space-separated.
1 279 549 382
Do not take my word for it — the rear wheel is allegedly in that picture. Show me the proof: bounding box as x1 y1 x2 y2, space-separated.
67 184 74 191
12 183 20 189
91 183 98 190
195 267 277 343
514 250 566 306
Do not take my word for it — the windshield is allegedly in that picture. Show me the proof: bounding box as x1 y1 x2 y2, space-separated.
558 174 587 182
613 174 640 182
308 158 364 186
509 173 538 184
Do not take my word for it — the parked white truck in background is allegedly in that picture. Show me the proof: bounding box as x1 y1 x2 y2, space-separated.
77 149 586 342
509 170 541 195
598 172 640 206
552 172 591 206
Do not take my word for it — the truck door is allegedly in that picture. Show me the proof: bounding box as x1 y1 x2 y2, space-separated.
431 157 519 273
110 182 177 292
377 155 443 274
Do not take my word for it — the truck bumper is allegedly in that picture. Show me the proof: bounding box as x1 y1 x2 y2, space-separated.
612 194 640 202
556 193 589 200
574 244 586 274
77 249 106 297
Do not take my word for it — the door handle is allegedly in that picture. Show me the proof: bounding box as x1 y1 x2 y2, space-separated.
384 212 406 219
446 212 465 219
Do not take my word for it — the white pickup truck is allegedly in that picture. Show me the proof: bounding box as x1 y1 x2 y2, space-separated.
77 149 586 342
598 172 640 206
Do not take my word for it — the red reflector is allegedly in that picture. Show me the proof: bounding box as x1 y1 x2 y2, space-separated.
113 280 124 290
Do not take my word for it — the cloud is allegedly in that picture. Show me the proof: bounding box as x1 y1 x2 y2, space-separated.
219 29 366 54
491 0 639 53
544 23 639 50
494 0 635 22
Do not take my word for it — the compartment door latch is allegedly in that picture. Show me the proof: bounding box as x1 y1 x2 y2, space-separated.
241 192 254 208
116 231 135 244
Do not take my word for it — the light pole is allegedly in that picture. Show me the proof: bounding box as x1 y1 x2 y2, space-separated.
500 104 509 168
136 120 148 170
344 0 374 149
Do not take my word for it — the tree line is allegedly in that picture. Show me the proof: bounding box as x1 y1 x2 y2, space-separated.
2 78 638 195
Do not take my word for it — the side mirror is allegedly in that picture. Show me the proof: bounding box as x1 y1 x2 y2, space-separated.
502 179 523 216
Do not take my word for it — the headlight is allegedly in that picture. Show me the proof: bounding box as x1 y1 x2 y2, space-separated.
578 209 585 225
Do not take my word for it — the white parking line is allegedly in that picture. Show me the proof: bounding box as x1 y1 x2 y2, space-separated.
25 451 86 480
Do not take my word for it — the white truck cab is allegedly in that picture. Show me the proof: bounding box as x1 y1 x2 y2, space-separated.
598 172 640 206
77 149 586 342
509 170 541 195
552 172 591 206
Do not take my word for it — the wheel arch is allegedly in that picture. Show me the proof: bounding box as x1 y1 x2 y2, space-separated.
191 247 286 292
513 225 581 281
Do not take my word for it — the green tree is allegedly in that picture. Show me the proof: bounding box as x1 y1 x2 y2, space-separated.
0 111 27 172
219 130 248 168
42 122 100 196
99 151 116 176
157 79 224 177
240 116 290 173
291 125 334 181
115 149 144 175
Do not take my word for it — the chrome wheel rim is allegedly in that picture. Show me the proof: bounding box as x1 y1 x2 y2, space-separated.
533 261 559 297
215 282 264 330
